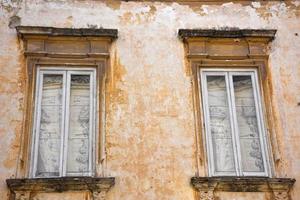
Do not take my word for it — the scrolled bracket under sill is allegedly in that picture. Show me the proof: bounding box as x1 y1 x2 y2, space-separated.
191 176 295 200
6 176 115 200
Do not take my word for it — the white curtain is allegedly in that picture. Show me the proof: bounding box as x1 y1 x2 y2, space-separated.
67 75 90 174
207 76 235 173
37 74 63 177
233 75 264 172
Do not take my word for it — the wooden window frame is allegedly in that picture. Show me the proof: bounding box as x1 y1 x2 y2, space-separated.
31 67 97 178
23 60 107 178
200 68 270 177
13 26 118 179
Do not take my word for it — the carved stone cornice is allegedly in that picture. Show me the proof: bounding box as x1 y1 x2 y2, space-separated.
6 177 115 200
178 29 276 40
16 26 118 39
191 177 295 200
15 26 118 59
178 29 276 59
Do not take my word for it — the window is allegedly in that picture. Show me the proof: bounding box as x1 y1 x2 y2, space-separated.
200 68 269 177
179 29 295 200
31 67 96 178
12 26 117 199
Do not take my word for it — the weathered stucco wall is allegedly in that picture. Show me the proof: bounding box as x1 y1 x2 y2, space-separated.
0 0 300 199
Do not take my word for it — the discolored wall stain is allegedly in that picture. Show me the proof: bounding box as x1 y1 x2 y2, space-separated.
0 1 300 200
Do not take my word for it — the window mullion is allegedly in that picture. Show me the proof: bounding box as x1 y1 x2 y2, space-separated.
89 72 95 176
58 71 66 177
62 71 71 177
227 72 242 176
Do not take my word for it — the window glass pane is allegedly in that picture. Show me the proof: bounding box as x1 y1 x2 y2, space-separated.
67 74 91 174
206 75 235 173
36 74 63 177
233 75 264 172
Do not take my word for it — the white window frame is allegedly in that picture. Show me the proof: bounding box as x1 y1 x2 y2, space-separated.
30 66 97 178
200 68 271 177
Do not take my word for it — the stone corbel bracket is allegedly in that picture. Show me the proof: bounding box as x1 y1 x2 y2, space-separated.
191 177 295 200
6 177 115 200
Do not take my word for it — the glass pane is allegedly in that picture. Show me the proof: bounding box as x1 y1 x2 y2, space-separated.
233 75 264 172
36 74 63 177
67 74 91 174
206 75 235 173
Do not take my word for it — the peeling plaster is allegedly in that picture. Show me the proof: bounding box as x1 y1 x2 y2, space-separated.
0 1 300 200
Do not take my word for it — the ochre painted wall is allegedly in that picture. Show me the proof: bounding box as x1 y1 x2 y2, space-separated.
0 1 300 199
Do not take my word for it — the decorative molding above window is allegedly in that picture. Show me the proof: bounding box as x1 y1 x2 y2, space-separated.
191 176 295 200
178 29 276 59
16 26 118 38
178 29 276 40
16 26 118 58
6 177 115 200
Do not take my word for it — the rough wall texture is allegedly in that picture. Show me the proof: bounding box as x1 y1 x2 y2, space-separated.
0 0 300 200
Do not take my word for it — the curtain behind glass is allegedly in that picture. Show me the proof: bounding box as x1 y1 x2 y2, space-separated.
233 75 264 172
206 75 235 173
67 74 91 174
36 74 63 177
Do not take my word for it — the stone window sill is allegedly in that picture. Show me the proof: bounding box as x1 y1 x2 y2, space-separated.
191 176 295 200
6 176 115 200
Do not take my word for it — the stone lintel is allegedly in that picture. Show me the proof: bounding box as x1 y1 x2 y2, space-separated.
6 177 115 193
191 177 295 192
16 26 118 40
16 26 117 57
180 29 277 58
178 29 276 41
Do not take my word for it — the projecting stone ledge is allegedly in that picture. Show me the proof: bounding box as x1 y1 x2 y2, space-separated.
178 29 276 40
16 26 118 39
191 176 295 200
6 176 115 200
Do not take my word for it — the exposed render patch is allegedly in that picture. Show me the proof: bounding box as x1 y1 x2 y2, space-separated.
8 15 20 28
0 0 22 14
